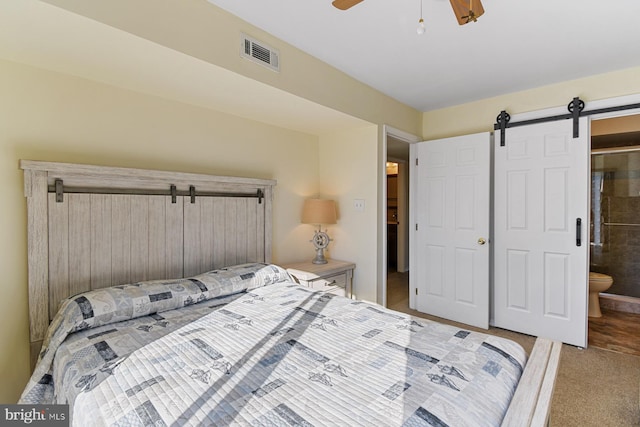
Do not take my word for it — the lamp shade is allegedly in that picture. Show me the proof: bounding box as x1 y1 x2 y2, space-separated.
301 199 337 225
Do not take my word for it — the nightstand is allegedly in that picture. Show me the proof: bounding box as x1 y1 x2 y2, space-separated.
283 259 355 298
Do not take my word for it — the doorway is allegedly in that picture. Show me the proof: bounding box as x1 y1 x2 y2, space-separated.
386 158 409 311
383 128 418 310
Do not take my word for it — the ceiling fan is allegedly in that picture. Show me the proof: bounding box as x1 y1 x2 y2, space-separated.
331 0 485 25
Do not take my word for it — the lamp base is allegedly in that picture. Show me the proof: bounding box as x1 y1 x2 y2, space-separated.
310 229 331 264
312 248 328 264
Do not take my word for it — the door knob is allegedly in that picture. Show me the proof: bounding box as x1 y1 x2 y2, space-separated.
477 237 486 245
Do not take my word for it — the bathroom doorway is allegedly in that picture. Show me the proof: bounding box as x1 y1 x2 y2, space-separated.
588 113 640 356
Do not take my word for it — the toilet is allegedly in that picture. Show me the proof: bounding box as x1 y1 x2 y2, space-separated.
588 272 613 317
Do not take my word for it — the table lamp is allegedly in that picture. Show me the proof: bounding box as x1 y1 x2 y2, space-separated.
301 199 337 264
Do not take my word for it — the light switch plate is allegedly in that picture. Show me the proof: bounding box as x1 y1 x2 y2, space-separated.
354 199 365 212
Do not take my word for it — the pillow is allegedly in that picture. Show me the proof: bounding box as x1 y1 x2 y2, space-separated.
61 263 292 333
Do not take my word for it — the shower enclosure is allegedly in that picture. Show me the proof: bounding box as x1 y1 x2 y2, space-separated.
591 147 640 298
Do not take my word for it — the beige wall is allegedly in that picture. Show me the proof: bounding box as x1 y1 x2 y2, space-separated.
42 0 422 137
422 66 640 140
318 126 380 302
0 59 321 403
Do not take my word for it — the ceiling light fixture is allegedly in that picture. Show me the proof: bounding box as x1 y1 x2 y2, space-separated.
449 0 485 25
417 0 425 35
333 0 484 27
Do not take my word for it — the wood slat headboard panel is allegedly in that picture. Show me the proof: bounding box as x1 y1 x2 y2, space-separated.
21 160 275 370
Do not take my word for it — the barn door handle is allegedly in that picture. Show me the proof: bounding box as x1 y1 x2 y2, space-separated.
576 218 582 246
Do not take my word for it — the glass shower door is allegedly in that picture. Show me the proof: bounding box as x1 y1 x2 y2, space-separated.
591 148 640 298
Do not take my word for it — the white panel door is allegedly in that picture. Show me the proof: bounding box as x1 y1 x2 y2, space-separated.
494 119 589 347
412 132 491 329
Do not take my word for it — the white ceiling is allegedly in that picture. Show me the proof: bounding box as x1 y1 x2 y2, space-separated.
207 0 640 112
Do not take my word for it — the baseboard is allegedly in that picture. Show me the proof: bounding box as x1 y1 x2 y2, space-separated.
599 293 640 314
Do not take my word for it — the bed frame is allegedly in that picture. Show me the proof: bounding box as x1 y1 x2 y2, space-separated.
21 160 275 368
21 160 560 427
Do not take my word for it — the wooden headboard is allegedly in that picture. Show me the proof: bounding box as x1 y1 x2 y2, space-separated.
21 160 275 369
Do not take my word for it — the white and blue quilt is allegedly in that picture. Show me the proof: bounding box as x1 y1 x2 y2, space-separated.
20 263 526 426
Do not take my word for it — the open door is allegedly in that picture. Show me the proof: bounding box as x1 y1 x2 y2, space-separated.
411 132 491 329
493 119 589 347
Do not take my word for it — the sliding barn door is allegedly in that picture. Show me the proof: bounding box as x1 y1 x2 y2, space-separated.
494 119 589 347
412 132 491 329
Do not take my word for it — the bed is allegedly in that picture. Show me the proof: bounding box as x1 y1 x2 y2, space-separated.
19 161 561 426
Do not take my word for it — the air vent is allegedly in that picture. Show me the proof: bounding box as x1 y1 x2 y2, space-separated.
240 33 280 72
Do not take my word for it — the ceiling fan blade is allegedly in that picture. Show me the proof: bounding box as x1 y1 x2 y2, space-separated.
332 0 365 10
449 0 485 25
